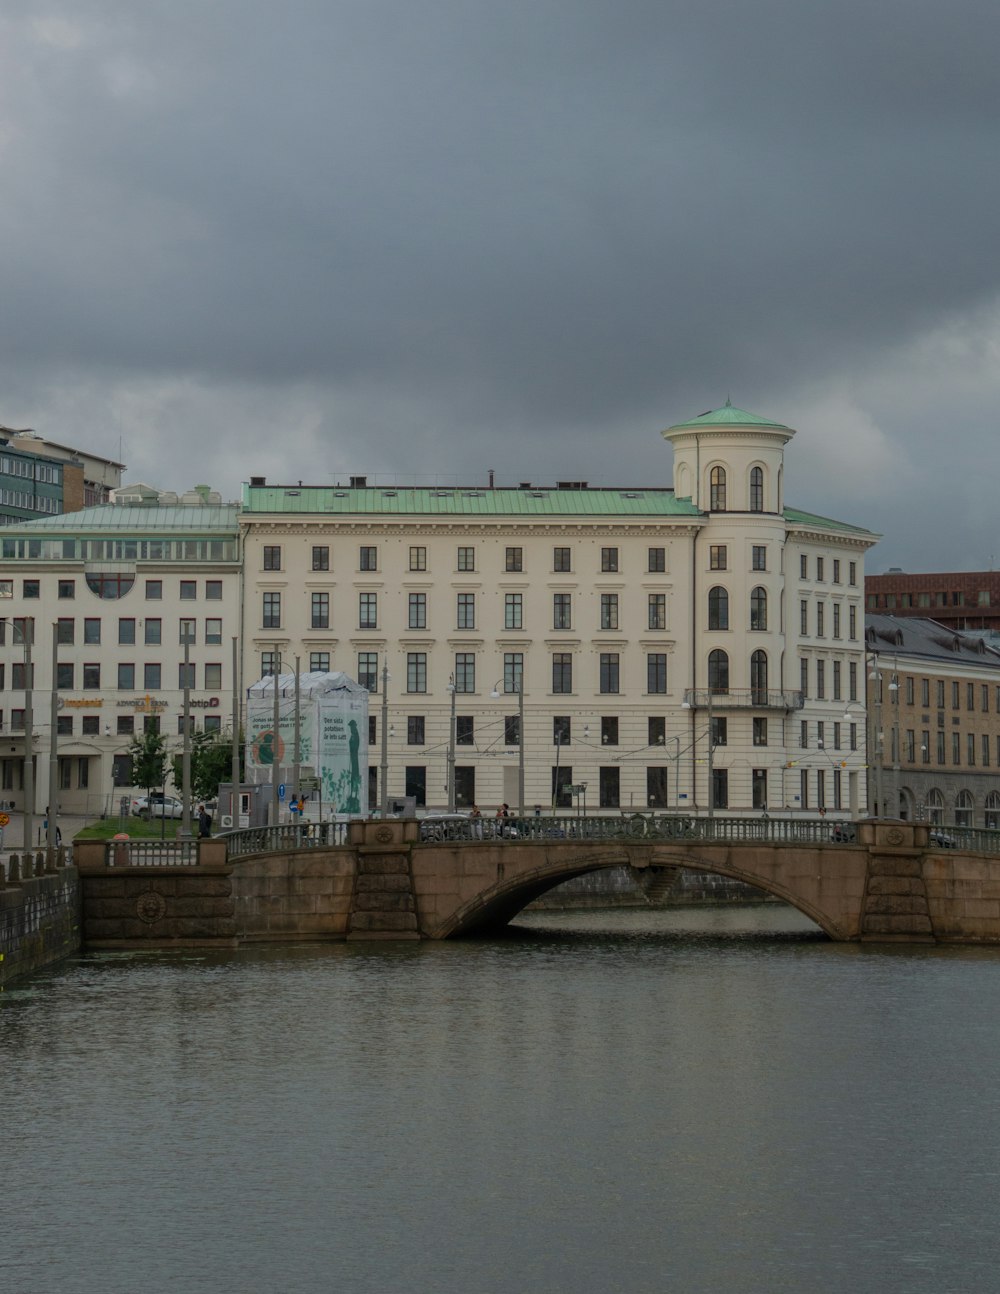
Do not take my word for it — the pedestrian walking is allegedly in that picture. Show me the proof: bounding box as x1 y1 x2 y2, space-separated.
198 804 212 838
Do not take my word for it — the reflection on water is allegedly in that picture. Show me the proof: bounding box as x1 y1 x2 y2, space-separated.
4 906 1000 1294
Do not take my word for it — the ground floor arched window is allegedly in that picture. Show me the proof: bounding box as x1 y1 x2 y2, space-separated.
927 788 944 825
955 789 974 828
986 791 1000 830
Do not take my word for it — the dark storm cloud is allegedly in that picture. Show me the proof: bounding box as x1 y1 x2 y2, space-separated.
1 0 999 565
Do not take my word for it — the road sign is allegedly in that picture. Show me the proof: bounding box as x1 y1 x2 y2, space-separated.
278 783 286 801
0 812 9 827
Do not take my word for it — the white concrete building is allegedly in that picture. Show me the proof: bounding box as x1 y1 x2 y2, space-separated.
0 501 240 824
240 403 878 816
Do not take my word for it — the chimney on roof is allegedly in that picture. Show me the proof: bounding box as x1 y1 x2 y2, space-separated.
488 469 494 488
249 476 266 487
350 475 367 488
519 482 531 489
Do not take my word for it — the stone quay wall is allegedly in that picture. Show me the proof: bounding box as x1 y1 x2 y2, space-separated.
0 852 81 988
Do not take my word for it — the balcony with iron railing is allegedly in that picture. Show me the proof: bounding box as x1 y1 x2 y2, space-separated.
683 688 805 711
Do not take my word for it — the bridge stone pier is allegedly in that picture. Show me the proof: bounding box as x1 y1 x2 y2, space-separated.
75 818 1000 947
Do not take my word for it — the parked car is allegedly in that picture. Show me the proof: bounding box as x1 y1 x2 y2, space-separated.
131 792 170 816
138 797 186 821
929 828 958 849
419 813 473 842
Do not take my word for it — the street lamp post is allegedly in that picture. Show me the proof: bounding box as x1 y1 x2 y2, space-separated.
380 661 390 817
491 673 525 813
446 674 457 811
230 636 241 829
293 655 301 808
47 620 60 852
4 618 35 853
181 635 192 838
270 645 282 826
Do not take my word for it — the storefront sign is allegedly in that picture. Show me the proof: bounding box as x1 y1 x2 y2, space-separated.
57 698 104 709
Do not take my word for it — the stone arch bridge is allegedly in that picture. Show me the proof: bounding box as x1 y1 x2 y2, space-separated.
75 815 1000 947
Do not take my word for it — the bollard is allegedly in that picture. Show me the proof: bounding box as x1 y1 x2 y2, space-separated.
112 832 130 867
8 853 19 884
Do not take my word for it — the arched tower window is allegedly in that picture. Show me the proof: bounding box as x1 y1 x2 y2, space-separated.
709 466 726 512
708 648 729 694
750 586 767 631
708 586 729 630
750 649 768 703
749 466 764 512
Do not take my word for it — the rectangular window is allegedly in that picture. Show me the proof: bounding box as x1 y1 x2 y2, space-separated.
405 766 426 807
553 716 571 745
144 663 161 689
262 592 281 629
205 663 222 689
600 593 619 630
952 681 960 709
360 546 377 571
800 554 808 579
937 731 946 764
205 618 222 645
711 716 727 747
407 653 427 693
505 547 523 572
952 732 961 765
409 546 427 572
753 717 768 746
12 661 33 690
408 592 427 629
11 709 24 732
454 653 476 693
601 547 619 572
310 652 330 673
311 592 330 629
800 601 808 635
712 768 729 811
179 618 196 644
201 579 218 602
833 660 841 701
816 602 825 637
968 733 976 766
57 618 74 645
752 768 768 810
752 545 766 571
849 562 857 585
648 593 666 630
553 593 572 630
359 592 377 628
56 663 74 690
505 593 523 629
647 653 667 693
204 716 221 734
457 593 476 630
832 604 841 638
710 545 727 571
178 662 196 689
358 652 378 692
601 716 619 746
263 546 281 570
967 682 975 711
552 653 573 694
145 579 162 600
553 547 572 572
849 661 858 702
456 716 474 745
983 684 990 712
816 557 825 581
180 580 196 600
407 716 425 745
922 678 930 706
114 716 134 737
84 618 101 645
599 653 620 694
312 546 330 571
145 618 162 645
457 546 475 571
648 547 665 572
504 653 523 694
118 663 135 690
118 618 136 644
849 605 857 639
504 715 520 745
261 652 278 677
177 716 195 736
57 715 73 736
938 680 946 708
58 579 75 599
800 658 809 698
649 716 666 747
984 734 991 767
83 663 100 689
599 766 620 808
816 660 826 699
647 766 668 808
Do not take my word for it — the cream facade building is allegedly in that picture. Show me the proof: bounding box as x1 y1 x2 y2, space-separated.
241 403 878 817
0 501 241 825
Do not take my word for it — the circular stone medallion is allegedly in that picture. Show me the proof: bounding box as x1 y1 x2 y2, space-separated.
136 890 168 924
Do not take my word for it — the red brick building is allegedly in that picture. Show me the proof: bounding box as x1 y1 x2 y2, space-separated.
866 570 1000 633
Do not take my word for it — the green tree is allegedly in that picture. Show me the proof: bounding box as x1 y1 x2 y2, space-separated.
172 732 245 803
128 727 168 796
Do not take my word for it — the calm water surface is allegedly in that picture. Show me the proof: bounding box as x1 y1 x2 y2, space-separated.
4 906 1000 1294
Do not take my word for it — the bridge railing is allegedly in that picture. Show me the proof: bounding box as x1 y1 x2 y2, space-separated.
223 821 353 860
103 840 200 867
418 813 851 847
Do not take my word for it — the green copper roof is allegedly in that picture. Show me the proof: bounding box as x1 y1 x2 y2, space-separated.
6 504 239 535
784 506 878 539
667 399 792 431
242 485 703 518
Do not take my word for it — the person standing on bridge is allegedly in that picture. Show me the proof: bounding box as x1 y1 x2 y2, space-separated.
198 804 212 838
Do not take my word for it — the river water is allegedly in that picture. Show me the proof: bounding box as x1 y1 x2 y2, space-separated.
4 906 1000 1294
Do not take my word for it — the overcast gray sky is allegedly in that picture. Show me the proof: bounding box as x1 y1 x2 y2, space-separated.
1 0 998 571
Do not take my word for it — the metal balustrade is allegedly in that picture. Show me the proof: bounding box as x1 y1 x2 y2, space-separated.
223 821 352 859
104 840 199 867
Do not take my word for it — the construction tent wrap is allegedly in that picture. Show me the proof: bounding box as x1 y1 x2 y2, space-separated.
245 671 369 814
